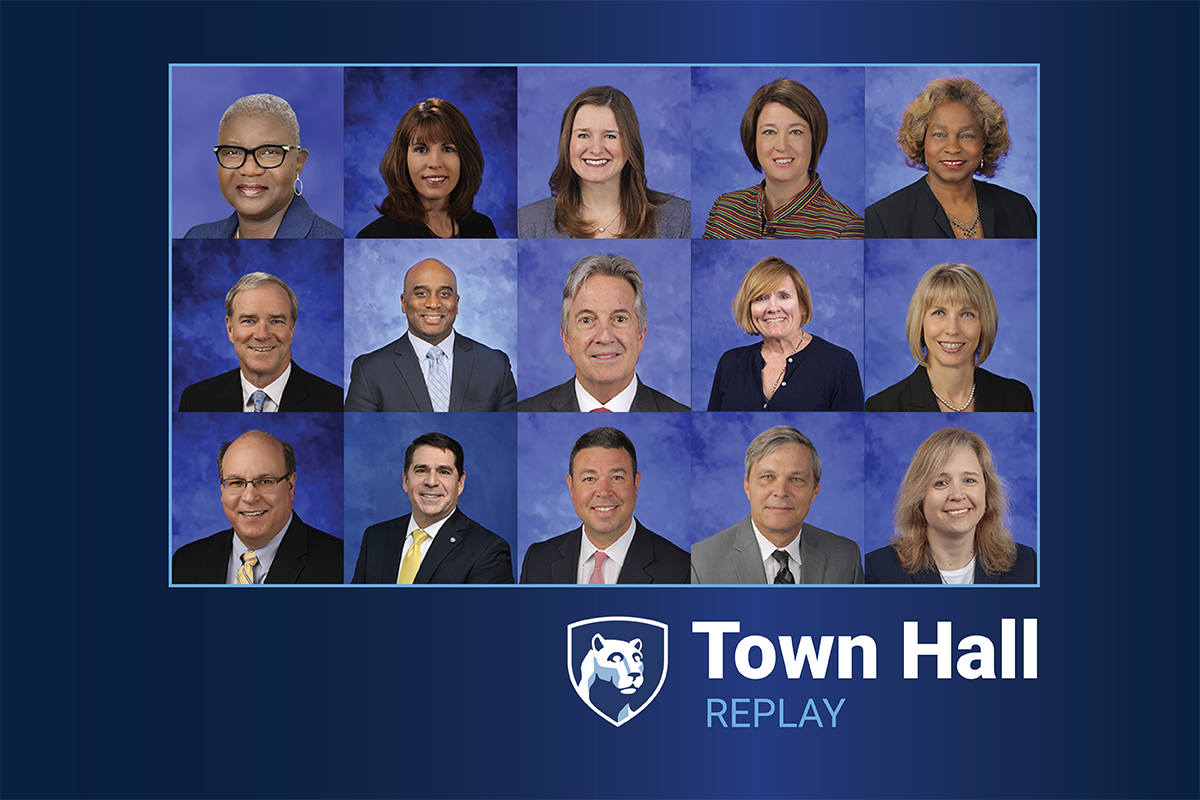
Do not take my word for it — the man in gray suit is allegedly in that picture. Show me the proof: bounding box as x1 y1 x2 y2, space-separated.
516 254 688 412
344 258 517 412
691 426 863 584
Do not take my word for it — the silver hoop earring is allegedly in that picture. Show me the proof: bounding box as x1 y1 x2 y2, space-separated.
294 177 304 196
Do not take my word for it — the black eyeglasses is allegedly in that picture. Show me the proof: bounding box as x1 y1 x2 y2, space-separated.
213 144 302 169
221 473 293 494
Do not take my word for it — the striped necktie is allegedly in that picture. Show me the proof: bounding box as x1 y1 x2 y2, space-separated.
427 347 450 412
236 549 259 584
772 550 795 584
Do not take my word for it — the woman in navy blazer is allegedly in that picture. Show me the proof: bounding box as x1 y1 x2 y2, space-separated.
866 263 1032 413
866 77 1036 239
866 426 1036 584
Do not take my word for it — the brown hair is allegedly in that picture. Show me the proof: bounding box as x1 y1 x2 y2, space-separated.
548 86 666 239
377 98 485 227
740 79 828 175
896 77 1012 178
731 256 813 336
905 263 999 368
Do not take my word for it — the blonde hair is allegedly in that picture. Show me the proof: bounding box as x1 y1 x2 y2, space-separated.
732 256 813 337
896 76 1012 178
906 263 998 367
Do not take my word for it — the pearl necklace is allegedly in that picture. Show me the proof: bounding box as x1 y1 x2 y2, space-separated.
595 209 620 234
932 381 975 412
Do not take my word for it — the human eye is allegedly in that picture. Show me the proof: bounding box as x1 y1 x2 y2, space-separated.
442 144 456 153
962 310 976 318
225 479 246 491
613 313 629 324
933 479 948 488
411 144 427 154
576 131 589 139
577 314 594 325
778 292 790 300
604 132 618 140
257 477 278 489
930 309 945 317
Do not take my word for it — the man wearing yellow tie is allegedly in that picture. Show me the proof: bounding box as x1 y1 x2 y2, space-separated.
351 432 514 583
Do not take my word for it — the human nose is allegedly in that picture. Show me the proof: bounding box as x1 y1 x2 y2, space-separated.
241 481 261 502
238 151 266 175
595 319 615 342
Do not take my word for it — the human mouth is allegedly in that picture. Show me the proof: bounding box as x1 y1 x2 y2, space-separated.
237 184 268 196
940 160 967 169
591 352 621 361
582 158 610 167
421 175 448 186
240 510 268 518
938 341 966 352
945 508 972 518
592 504 618 515
773 158 794 165
249 345 276 352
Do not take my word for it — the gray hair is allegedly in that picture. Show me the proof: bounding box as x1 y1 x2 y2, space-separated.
744 426 822 484
219 94 301 145
225 272 299 323
218 430 296 481
560 253 648 333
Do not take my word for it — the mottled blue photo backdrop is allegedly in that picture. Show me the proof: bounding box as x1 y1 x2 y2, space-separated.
863 239 1037 401
171 66 344 238
690 239 864 410
516 66 692 208
515 239 691 407
692 67 866 237
865 66 1038 212
515 412 692 578
344 67 518 238
689 412 865 556
172 239 345 407
343 413 518 583
171 412 345 561
343 239 519 399
864 413 1037 557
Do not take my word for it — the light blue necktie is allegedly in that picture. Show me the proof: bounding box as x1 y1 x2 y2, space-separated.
252 389 267 412
427 346 450 412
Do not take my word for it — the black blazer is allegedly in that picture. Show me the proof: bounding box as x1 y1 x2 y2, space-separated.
351 508 514 584
865 543 1037 584
865 177 1037 239
516 378 689 412
178 364 344 412
355 211 498 239
344 333 517 412
172 514 344 584
865 366 1033 412
519 522 691 584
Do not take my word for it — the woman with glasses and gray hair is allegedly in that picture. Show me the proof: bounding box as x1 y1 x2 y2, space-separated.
185 94 343 239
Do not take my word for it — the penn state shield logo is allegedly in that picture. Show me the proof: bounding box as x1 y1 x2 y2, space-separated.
567 616 668 727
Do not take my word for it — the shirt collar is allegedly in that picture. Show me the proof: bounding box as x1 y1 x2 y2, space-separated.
406 508 457 540
240 362 292 410
756 174 824 221
579 518 638 569
750 518 803 568
575 374 639 412
407 329 456 360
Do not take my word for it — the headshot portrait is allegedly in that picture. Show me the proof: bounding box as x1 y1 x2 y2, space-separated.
865 66 1037 238
515 413 690 582
344 67 517 239
171 66 344 238
515 240 691 411
342 239 518 411
863 413 1037 583
173 239 344 412
343 414 517 584
692 67 866 238
171 413 344 585
691 239 864 412
863 239 1036 408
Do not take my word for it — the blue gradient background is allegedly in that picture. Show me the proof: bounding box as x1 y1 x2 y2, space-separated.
864 413 1037 556
171 66 344 237
516 239 691 407
692 66 866 237
866 65 1038 213
343 238 519 399
171 413 345 557
343 67 518 238
344 413 518 583
515 412 691 579
517 66 692 209
691 239 864 410
172 238 344 407
863 238 1037 400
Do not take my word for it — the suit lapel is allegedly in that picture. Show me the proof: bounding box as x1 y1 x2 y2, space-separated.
394 336 434 412
731 519 767 584
977 184 997 239
550 380 580 412
414 509 465 583
265 515 308 584
382 516 409 583
629 381 655 412
905 367 940 412
617 523 653 584
450 336 474 412
278 364 307 411
917 178 955 238
196 531 235 583
220 370 244 411
550 529 582 584
798 523 826 584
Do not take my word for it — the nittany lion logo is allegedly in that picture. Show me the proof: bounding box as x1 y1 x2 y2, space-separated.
567 616 668 726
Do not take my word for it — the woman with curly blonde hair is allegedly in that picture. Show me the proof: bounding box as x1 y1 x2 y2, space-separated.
865 427 1036 584
866 77 1036 239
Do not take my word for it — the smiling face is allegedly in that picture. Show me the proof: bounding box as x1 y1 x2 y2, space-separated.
744 442 820 547
922 294 982 372
406 131 461 210
568 446 641 546
561 274 646 404
220 432 296 549
216 114 307 228
226 283 295 388
751 275 807 344
923 101 984 188
569 104 628 188
401 259 459 345
756 102 813 192
922 447 986 542
403 445 465 529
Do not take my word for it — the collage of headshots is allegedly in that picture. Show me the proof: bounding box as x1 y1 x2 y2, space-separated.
170 64 1038 587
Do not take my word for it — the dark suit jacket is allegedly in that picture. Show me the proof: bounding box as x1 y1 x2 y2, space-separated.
184 195 344 239
865 543 1037 584
865 366 1033 412
519 521 690 584
865 177 1037 239
344 333 517 412
516 378 689 412
355 210 497 239
351 508 514 584
172 514 344 584
178 363 344 412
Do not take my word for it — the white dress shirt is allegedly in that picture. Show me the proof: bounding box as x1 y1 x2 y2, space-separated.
575 520 638 584
239 363 292 412
574 374 639 412
397 509 457 576
750 520 802 582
